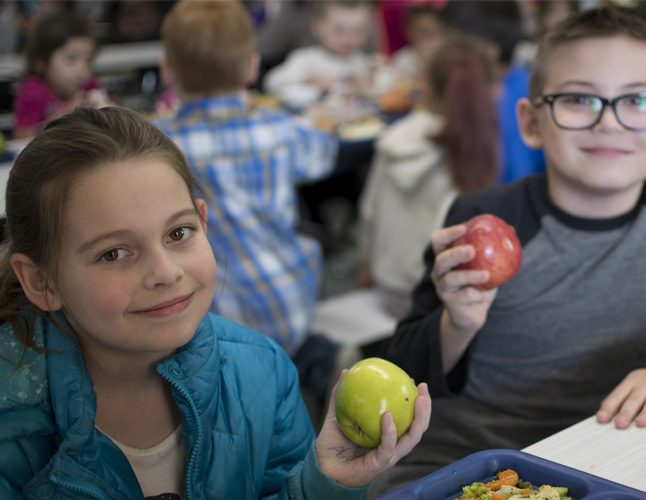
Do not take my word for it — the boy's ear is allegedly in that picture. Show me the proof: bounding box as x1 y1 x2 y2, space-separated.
159 54 174 88
245 53 261 87
9 254 63 312
517 98 544 150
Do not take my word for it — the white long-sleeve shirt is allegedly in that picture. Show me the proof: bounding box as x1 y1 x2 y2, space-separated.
264 45 372 98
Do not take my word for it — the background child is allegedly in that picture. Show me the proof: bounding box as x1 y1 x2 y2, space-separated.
12 13 108 139
263 0 373 106
153 0 343 417
391 2 448 83
358 36 499 319
365 7 646 498
439 0 546 184
0 105 431 499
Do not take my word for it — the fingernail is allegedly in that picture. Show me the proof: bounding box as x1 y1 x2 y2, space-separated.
616 415 629 428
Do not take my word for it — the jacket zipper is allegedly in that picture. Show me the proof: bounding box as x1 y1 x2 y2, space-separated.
159 368 204 500
49 473 115 500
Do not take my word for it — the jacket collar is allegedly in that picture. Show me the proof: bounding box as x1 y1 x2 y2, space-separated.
23 312 221 499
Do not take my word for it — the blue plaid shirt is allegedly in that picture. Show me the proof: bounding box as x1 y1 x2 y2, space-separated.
155 95 337 353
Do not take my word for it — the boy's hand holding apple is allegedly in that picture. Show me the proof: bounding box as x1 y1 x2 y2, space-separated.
314 361 431 489
431 214 522 371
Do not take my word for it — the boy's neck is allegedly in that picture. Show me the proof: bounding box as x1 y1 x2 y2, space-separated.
176 88 245 103
321 45 357 59
547 173 644 219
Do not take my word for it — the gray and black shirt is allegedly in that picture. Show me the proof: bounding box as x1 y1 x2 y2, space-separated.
384 173 646 474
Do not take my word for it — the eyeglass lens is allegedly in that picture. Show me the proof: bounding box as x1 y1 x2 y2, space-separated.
552 94 646 130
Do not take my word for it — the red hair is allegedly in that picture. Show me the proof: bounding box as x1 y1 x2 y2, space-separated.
428 37 499 193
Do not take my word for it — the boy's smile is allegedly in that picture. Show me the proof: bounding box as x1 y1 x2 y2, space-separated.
527 35 646 217
51 158 217 363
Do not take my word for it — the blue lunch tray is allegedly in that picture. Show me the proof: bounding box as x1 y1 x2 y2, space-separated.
377 448 646 500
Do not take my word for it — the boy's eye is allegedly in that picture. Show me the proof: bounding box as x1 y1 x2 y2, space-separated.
562 95 595 106
101 248 127 262
168 226 196 242
623 95 646 111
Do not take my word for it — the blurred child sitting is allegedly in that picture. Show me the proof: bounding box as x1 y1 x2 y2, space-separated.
263 0 373 107
391 2 449 83
358 37 499 319
153 1 337 366
12 13 109 139
439 0 545 183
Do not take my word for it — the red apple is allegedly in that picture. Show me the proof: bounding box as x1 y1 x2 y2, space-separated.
449 214 522 290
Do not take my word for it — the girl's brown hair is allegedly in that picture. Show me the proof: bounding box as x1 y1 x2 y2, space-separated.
428 37 499 194
0 106 205 362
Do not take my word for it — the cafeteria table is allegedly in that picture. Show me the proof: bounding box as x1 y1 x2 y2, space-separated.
523 415 646 492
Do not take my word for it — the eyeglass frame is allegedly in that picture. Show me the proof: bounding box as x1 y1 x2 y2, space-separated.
532 92 646 131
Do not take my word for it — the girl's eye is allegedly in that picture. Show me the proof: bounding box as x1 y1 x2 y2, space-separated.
168 226 195 242
101 248 128 262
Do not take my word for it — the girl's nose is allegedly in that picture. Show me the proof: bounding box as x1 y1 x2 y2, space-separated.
143 249 184 288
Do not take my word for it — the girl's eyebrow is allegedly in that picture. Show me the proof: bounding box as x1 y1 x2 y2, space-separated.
77 208 199 254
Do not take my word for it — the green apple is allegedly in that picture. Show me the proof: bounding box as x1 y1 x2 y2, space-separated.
335 357 418 448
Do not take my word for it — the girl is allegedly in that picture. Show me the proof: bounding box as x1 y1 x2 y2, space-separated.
12 13 108 139
0 106 431 499
358 37 499 319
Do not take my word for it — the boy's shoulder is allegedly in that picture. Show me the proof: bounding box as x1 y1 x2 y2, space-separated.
450 175 538 220
154 96 298 131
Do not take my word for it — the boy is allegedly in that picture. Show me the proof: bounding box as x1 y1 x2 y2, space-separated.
366 7 646 498
263 0 372 103
154 0 336 358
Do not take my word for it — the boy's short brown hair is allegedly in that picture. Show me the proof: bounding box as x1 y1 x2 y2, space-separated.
529 7 646 100
161 0 254 95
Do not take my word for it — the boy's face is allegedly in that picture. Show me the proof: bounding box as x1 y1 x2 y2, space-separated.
520 35 646 215
313 5 370 57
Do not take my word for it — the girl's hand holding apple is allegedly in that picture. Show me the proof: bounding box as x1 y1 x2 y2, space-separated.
314 371 431 489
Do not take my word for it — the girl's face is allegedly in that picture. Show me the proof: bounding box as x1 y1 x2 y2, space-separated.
44 36 95 98
51 158 217 361
407 14 447 63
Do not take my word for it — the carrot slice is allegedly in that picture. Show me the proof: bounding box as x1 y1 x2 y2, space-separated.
484 469 519 491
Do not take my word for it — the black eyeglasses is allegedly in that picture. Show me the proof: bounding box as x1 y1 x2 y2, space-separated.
533 93 646 131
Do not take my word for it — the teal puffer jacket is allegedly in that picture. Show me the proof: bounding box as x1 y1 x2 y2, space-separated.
0 312 363 500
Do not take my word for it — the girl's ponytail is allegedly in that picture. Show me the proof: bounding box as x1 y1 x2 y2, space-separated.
429 38 499 193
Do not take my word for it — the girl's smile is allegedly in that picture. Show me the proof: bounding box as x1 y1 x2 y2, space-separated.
132 292 195 318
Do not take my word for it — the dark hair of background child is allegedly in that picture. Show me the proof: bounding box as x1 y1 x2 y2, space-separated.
24 13 92 78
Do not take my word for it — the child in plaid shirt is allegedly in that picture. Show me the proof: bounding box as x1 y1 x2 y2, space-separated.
154 0 337 358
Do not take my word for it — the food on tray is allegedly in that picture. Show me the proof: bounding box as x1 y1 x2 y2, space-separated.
378 87 412 114
337 116 386 141
455 469 571 500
